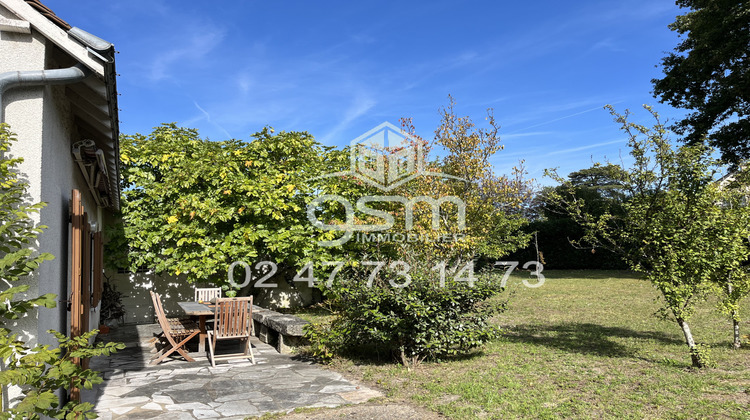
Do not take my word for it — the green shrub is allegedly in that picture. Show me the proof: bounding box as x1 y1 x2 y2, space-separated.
306 269 507 366
0 330 123 420
689 343 717 369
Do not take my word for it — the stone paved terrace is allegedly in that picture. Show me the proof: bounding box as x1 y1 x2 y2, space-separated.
84 324 382 419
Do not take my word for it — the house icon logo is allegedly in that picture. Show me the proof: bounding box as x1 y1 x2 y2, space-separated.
311 122 465 190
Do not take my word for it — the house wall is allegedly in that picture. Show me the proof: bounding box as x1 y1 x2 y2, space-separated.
105 267 316 325
38 53 103 348
1 15 48 345
1 15 105 348
106 269 214 325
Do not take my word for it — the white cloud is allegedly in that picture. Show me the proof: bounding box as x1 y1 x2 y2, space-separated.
505 101 623 134
321 93 377 143
502 131 554 140
181 101 232 140
545 138 625 156
590 37 625 53
148 28 226 81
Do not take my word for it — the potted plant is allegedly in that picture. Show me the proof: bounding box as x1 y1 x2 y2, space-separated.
100 281 126 331
222 284 239 298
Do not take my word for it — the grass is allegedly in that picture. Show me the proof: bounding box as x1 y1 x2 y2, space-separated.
313 270 750 419
279 304 334 325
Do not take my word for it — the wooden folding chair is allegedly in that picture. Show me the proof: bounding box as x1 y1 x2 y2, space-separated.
195 287 222 303
150 291 201 365
207 296 255 367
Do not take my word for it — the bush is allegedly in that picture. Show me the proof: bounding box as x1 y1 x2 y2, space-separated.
0 330 123 419
306 270 507 366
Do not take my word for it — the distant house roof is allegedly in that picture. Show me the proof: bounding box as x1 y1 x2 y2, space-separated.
1 0 121 210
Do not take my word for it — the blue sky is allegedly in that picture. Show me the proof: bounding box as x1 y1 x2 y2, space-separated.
44 0 686 184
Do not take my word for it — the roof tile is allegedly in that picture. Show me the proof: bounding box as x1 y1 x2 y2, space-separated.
24 0 71 31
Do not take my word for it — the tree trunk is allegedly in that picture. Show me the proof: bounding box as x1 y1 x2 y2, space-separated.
727 281 741 349
1 358 6 412
676 317 703 368
733 314 741 349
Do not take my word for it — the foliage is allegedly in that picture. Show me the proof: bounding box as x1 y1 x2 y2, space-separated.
509 164 628 269
305 99 526 365
508 218 627 270
0 331 123 420
303 321 337 363
689 343 717 368
222 285 238 298
99 281 126 325
114 124 346 286
305 271 506 366
707 171 750 347
546 106 750 367
345 271 750 419
0 124 123 418
0 124 55 316
393 97 531 268
652 0 750 166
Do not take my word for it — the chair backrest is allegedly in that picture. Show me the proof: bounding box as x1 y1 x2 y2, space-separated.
150 291 172 334
212 296 253 340
195 287 222 302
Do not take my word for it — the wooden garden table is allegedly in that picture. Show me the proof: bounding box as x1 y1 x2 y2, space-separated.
177 301 213 354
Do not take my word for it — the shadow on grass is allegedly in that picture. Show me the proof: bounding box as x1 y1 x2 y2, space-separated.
502 322 683 359
295 345 490 367
540 270 643 280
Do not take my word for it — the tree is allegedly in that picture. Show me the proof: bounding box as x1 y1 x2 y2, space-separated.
567 164 628 202
305 98 531 365
115 124 347 288
388 98 531 271
547 106 750 367
510 164 628 269
652 0 750 165
711 172 750 348
0 124 122 418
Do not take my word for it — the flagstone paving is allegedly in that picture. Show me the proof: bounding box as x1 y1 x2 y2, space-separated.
85 324 381 419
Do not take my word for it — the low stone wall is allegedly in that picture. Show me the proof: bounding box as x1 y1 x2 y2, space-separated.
252 305 309 353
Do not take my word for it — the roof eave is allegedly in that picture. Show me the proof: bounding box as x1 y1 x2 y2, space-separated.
0 0 121 211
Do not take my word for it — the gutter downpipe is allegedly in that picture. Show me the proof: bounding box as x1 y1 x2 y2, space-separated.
0 61 91 413
0 62 92 123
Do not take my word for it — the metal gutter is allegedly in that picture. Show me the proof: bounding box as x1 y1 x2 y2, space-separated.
68 27 112 58
67 26 121 211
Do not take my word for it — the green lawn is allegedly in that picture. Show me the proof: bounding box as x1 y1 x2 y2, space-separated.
317 270 750 419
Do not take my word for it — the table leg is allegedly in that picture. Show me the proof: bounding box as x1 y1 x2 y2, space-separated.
198 315 207 354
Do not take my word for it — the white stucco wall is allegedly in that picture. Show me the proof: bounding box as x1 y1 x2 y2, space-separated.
1 6 115 410
107 270 212 325
1 14 106 347
38 73 103 347
105 267 317 324
1 20 48 345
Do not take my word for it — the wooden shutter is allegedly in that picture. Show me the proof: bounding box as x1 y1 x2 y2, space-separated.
70 190 83 401
80 212 91 371
71 190 83 340
70 189 94 399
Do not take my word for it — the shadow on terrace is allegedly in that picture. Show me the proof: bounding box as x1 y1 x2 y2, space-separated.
83 324 381 419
